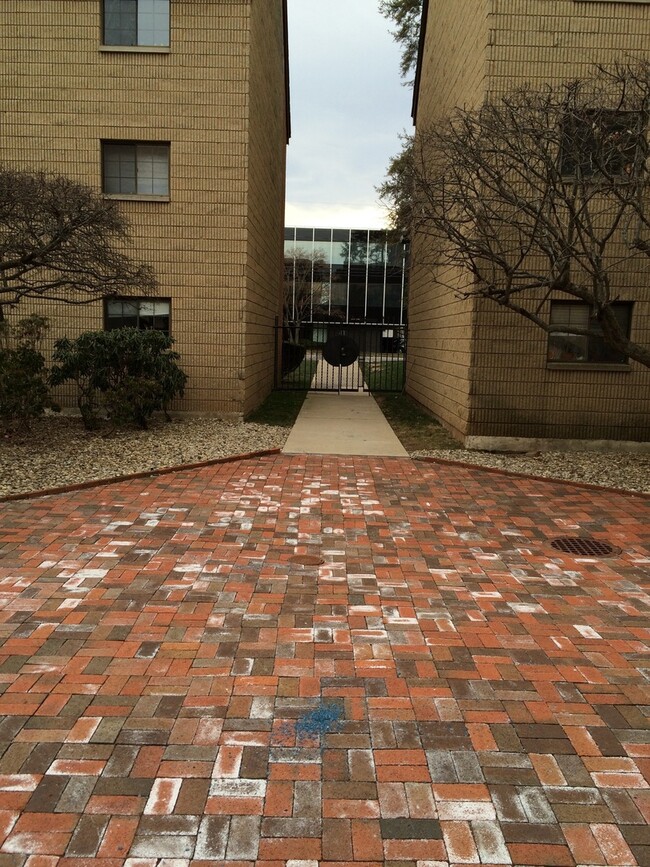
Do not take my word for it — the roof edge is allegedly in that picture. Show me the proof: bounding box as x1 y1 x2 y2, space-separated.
411 0 429 125
283 0 291 142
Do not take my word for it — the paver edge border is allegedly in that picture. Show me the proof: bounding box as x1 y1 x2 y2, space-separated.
4 448 648 505
413 454 650 500
0 447 282 503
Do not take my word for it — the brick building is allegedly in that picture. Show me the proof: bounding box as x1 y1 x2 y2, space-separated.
1 0 290 416
408 0 650 449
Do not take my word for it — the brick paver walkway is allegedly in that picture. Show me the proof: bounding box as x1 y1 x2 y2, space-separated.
0 455 648 867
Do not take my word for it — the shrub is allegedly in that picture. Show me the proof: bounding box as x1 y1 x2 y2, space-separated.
0 314 54 433
50 327 187 430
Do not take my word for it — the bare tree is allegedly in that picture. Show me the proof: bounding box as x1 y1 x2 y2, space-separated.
379 63 650 368
0 165 156 320
378 0 423 85
284 246 331 342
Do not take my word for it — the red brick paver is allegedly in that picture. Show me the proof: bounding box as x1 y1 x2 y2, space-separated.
0 455 648 866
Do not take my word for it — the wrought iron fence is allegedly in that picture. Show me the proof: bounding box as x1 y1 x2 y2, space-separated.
275 323 406 393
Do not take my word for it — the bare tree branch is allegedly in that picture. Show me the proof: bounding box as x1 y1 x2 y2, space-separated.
283 246 332 341
0 165 157 317
379 62 650 368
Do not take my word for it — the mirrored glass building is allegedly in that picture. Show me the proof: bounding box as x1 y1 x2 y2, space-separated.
284 228 408 330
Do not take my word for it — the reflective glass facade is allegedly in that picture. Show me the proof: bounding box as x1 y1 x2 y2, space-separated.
284 227 408 325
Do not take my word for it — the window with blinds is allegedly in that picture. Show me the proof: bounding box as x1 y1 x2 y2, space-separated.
547 301 632 364
102 142 170 197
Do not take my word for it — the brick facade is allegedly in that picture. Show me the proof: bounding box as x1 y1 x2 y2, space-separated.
410 0 650 447
0 0 289 416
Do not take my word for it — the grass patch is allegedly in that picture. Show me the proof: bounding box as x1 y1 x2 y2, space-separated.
374 393 462 452
281 356 318 390
245 390 309 427
360 358 405 392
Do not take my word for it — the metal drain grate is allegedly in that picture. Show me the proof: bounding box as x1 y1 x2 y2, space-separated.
550 536 621 557
289 554 325 566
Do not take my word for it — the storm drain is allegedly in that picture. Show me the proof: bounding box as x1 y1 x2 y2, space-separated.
288 554 325 566
550 536 621 557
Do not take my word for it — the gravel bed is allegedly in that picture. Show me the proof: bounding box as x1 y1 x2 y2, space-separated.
0 415 289 497
413 448 650 494
1 415 648 497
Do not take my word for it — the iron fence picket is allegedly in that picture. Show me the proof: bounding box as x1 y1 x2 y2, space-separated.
274 323 406 393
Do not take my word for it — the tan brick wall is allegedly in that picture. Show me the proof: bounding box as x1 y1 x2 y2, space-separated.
410 0 650 444
407 0 491 439
243 0 287 416
0 0 287 416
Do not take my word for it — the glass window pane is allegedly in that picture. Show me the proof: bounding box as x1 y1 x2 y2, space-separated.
368 231 386 266
548 302 631 363
349 230 368 265
284 227 295 241
106 300 124 317
105 298 170 333
136 144 169 195
348 284 365 320
137 0 169 46
104 0 137 45
314 228 331 242
103 144 137 194
296 228 313 242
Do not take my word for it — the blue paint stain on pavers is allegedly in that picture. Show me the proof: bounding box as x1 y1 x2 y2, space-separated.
296 701 343 741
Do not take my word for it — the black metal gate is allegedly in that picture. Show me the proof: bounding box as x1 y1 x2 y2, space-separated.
275 323 406 393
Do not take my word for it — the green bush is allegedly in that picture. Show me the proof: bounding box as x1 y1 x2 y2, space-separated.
0 314 54 433
50 327 187 430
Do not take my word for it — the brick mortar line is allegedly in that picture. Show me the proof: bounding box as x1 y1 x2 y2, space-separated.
0 448 282 503
414 455 650 500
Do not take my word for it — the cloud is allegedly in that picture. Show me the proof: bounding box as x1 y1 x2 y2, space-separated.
285 0 413 228
285 202 392 230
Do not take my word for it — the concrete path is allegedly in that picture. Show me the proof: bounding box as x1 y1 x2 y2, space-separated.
0 455 648 865
309 357 365 391
282 391 408 456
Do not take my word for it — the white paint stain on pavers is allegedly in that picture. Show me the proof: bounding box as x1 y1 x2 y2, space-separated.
573 624 603 639
57 599 81 610
100 520 134 532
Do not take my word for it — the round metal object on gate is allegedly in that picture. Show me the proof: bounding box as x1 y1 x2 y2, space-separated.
322 335 359 367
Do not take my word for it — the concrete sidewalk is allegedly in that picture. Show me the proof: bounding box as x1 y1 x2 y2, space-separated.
282 391 408 456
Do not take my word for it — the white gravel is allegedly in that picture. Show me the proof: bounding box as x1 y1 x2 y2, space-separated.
413 448 650 495
0 415 289 497
1 415 648 497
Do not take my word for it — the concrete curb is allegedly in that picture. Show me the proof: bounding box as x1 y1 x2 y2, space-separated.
413 455 650 500
0 448 282 504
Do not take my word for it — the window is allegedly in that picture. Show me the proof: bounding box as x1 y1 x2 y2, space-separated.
560 110 641 179
103 0 170 47
105 298 171 333
547 301 632 365
102 142 169 197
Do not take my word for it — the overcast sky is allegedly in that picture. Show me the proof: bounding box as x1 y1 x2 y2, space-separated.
285 0 414 230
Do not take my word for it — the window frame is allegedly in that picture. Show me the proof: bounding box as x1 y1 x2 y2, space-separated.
101 0 171 51
101 140 171 201
546 300 633 370
104 297 172 334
